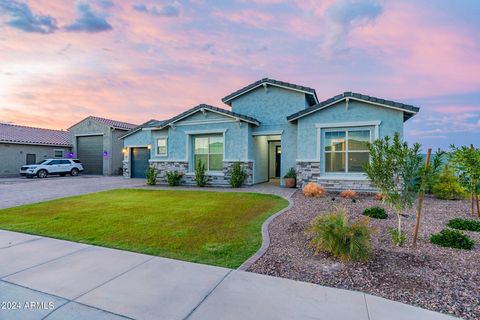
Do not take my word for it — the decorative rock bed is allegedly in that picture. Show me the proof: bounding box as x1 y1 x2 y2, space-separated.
248 191 480 320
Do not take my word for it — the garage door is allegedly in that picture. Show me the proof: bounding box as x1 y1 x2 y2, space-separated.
131 147 150 178
77 135 103 175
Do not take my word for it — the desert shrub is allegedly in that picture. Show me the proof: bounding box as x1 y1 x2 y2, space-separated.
305 209 373 262
303 183 326 197
431 165 466 200
374 193 384 201
388 228 406 246
229 162 246 188
430 229 474 250
166 171 182 186
363 207 388 219
145 166 157 185
284 167 297 179
447 218 480 232
340 189 357 199
194 159 208 187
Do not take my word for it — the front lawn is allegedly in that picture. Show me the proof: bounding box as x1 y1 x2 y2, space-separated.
0 189 288 268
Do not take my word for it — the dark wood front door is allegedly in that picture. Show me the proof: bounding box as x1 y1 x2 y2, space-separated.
275 146 281 178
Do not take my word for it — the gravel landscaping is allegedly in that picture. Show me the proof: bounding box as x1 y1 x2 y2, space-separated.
249 191 480 320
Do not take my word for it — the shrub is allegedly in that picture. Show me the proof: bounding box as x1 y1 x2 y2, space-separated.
431 165 466 200
194 160 208 187
430 229 474 250
284 167 297 179
166 171 183 186
145 166 157 185
374 193 384 201
340 189 357 199
388 228 406 246
363 207 388 219
306 209 373 262
303 182 326 197
229 162 246 188
447 218 480 232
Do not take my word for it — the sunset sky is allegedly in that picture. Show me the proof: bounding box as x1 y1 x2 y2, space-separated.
0 0 479 150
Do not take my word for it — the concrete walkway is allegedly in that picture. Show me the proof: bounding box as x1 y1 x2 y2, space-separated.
0 230 457 320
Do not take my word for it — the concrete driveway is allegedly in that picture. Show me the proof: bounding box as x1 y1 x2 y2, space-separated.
0 230 457 320
0 175 145 209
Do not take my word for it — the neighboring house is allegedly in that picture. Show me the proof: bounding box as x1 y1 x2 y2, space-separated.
0 123 71 177
68 116 137 175
121 78 419 190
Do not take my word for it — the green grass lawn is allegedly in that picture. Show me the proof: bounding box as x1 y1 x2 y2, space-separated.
0 189 288 268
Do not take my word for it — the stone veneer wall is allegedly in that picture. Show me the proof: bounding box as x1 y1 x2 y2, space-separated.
122 160 130 178
296 161 377 192
148 161 254 187
296 161 320 188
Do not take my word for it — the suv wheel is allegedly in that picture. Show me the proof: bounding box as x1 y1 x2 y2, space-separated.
70 168 79 176
37 169 48 178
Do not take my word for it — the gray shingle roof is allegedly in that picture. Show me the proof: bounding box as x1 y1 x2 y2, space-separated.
69 116 137 131
0 123 71 146
222 78 318 106
287 92 420 122
120 119 165 139
158 104 260 130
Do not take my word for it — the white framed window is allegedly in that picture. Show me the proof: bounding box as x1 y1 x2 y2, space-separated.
53 149 64 158
324 129 371 173
193 135 223 171
156 138 167 156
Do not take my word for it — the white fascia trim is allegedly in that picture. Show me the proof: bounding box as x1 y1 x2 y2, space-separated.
175 119 237 126
184 129 227 135
224 83 318 104
74 133 104 137
251 130 284 136
125 144 148 148
0 141 72 147
166 108 258 127
315 120 381 128
350 97 418 114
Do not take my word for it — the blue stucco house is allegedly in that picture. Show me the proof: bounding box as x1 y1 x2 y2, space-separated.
121 78 419 190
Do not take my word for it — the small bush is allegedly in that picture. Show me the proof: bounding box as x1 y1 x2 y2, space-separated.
229 162 246 188
305 209 373 262
166 171 183 186
303 183 326 197
431 165 466 200
194 160 208 187
363 207 388 219
447 218 480 232
340 189 357 199
430 229 474 250
388 228 406 246
145 166 157 185
284 167 297 179
374 193 384 201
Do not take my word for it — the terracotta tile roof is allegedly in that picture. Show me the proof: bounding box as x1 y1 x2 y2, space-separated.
69 116 137 131
0 123 71 146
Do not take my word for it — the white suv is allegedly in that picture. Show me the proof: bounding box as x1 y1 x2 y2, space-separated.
20 159 84 178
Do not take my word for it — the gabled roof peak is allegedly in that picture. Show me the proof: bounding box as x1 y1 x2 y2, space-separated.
222 78 318 106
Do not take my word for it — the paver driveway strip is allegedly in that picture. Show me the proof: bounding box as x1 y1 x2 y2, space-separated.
0 230 459 320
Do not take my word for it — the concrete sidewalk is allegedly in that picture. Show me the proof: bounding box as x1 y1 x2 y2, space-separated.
0 230 457 320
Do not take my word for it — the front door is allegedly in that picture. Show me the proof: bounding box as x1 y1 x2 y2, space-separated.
275 146 281 178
